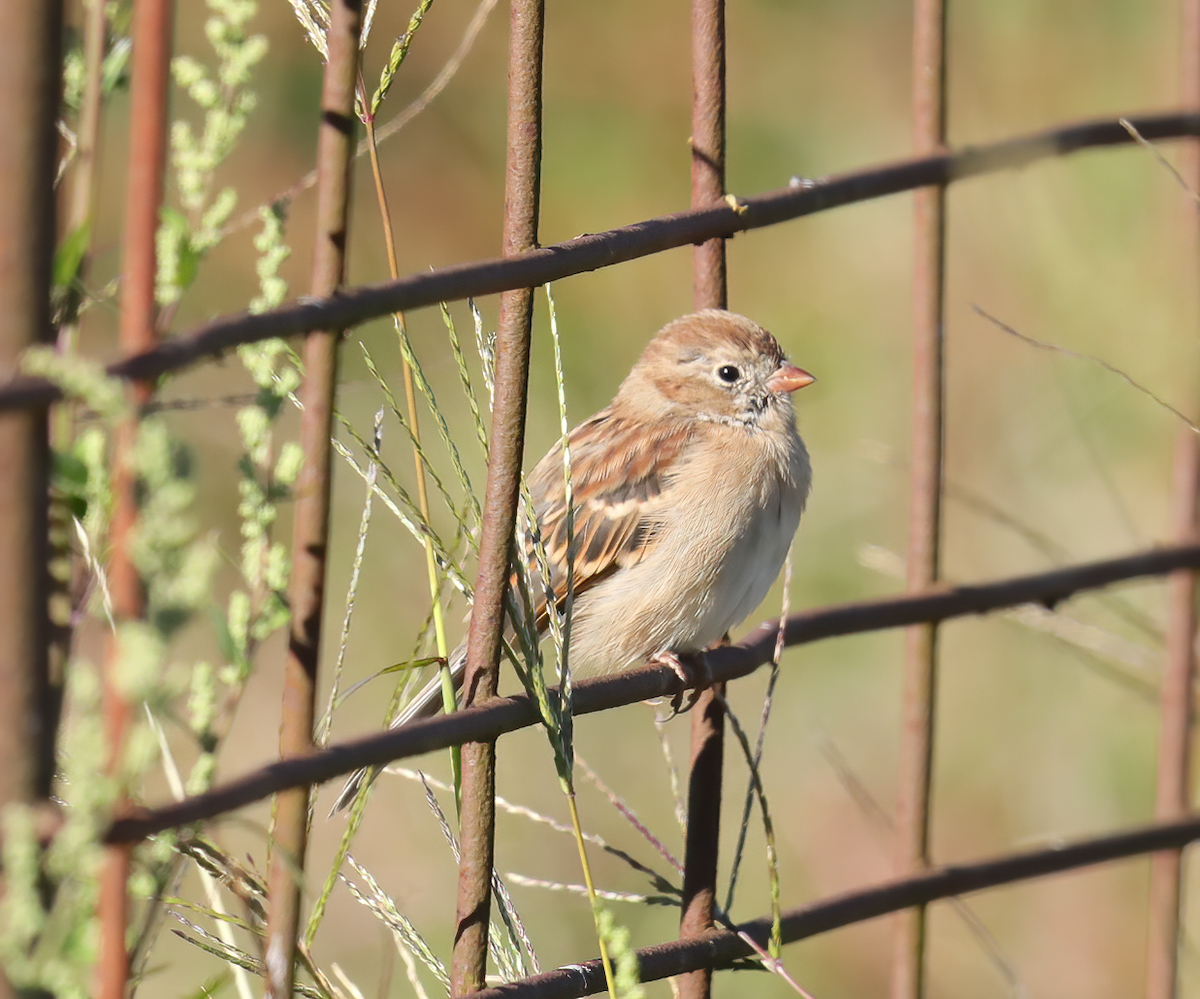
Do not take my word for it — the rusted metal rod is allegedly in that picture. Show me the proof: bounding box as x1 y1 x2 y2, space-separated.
0 10 58 996
678 2 728 998
104 541 1200 844
690 0 726 308
451 0 544 991
99 0 173 995
2 110 1199 413
262 2 361 997
468 813 1200 999
892 0 947 996
0 0 60 811
1144 4 1200 996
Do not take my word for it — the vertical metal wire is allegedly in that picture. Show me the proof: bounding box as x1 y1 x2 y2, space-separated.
263 2 361 996
0 0 59 811
677 2 727 998
99 1 173 995
1144 6 1200 996
0 16 60 996
891 0 947 997
690 0 726 309
450 0 544 991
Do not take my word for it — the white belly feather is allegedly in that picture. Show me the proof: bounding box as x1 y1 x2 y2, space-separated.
567 425 810 675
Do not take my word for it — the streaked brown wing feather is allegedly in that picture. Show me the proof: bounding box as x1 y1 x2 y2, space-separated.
524 409 693 626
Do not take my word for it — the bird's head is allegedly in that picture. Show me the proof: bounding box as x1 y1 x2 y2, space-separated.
616 309 815 430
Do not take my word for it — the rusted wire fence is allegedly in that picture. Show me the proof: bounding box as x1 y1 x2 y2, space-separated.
6 0 1200 997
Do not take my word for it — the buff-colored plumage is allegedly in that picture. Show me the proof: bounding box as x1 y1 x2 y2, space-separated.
333 309 813 812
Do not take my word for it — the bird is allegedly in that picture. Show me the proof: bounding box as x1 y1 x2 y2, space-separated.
332 308 814 812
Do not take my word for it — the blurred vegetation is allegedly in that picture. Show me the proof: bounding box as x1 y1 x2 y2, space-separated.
35 0 1200 995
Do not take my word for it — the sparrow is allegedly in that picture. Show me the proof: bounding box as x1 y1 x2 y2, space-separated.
333 309 813 811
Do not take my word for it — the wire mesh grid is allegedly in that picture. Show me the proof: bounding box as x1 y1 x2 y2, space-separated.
4 1 1200 997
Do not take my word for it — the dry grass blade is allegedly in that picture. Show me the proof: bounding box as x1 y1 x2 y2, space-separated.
974 305 1200 433
238 0 499 233
859 543 1160 701
417 774 533 980
714 693 783 958
340 856 449 989
443 302 490 455
576 756 683 875
331 422 472 597
316 407 382 747
390 767 681 894
359 344 467 531
725 545 793 914
1119 117 1200 205
817 737 1026 995
652 713 688 838
504 875 672 906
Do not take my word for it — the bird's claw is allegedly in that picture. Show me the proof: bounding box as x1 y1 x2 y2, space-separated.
651 650 712 717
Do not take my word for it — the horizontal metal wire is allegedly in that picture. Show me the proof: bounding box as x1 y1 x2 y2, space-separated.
105 541 1200 844
4 110 1200 413
469 813 1200 998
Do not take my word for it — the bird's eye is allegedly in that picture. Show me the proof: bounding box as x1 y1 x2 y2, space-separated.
717 365 740 383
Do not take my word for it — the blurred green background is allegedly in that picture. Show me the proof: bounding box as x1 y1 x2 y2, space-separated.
69 0 1200 995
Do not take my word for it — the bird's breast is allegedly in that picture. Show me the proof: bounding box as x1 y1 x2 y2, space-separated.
564 423 808 675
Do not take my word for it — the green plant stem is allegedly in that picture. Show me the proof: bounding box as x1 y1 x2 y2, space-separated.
361 106 460 805
567 792 618 997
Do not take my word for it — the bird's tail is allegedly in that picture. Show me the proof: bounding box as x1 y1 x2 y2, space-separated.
329 644 467 814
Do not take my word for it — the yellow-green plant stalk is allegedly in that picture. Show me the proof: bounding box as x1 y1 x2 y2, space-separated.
544 287 619 997
358 56 461 804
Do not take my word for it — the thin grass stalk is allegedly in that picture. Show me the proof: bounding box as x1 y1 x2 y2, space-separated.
236 0 498 233
99 0 172 994
653 717 688 839
404 766 679 892
541 287 617 994
49 0 107 742
566 795 617 988
418 775 533 981
678 2 728 997
360 96 462 801
389 330 483 524
263 2 362 996
892 1 947 997
358 345 465 533
713 693 784 959
306 756 371 946
724 547 792 914
575 759 683 878
317 408 382 749
333 418 471 594
342 856 449 989
450 0 544 989
147 710 257 999
543 288 574 759
1145 7 1200 995
444 302 490 456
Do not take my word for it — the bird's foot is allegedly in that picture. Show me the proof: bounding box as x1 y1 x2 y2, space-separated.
650 649 712 716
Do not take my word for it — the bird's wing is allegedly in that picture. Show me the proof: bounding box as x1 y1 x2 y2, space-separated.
522 409 694 626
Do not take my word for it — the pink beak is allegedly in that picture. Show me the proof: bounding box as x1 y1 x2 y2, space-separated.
767 363 816 394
